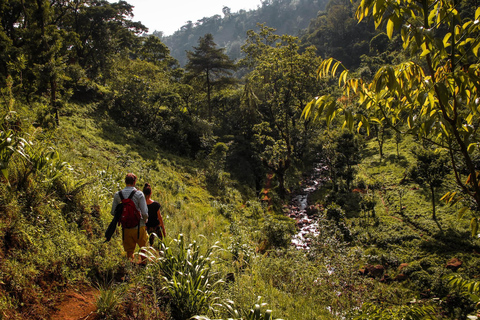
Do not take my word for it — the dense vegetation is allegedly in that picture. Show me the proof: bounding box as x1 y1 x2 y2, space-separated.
1 0 480 319
162 0 329 66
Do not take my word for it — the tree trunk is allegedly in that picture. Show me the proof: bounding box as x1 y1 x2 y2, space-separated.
378 125 384 158
430 184 436 221
51 77 59 126
206 69 211 121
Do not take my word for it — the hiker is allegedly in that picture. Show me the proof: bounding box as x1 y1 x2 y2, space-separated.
143 183 166 246
110 173 149 261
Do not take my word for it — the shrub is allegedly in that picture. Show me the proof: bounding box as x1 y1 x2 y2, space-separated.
194 296 283 320
260 215 295 249
143 234 224 320
352 302 438 320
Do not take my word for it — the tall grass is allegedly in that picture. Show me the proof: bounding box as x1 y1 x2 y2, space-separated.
95 280 126 319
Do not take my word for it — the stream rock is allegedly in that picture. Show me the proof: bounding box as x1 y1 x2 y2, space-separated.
287 163 329 249
446 257 462 270
359 264 385 278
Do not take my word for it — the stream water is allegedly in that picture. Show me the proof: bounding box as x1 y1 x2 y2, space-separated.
287 163 329 249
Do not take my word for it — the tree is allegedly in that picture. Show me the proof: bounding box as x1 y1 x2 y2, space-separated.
72 0 147 80
0 0 147 125
333 132 360 191
136 35 176 68
185 34 236 120
303 0 480 233
222 6 231 17
409 147 451 224
242 25 323 196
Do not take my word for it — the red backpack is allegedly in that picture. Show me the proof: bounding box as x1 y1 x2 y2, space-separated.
117 190 141 229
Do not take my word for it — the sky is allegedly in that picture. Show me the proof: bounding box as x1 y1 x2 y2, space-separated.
120 0 263 36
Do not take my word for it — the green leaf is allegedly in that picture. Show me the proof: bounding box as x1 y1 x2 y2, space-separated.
331 61 341 77
339 69 349 86
324 59 333 76
370 117 382 125
471 218 478 237
420 44 431 57
436 83 450 107
468 143 477 153
386 18 394 39
473 41 480 57
407 115 413 128
343 110 354 131
1 168 8 181
302 99 315 119
457 207 469 219
386 66 396 90
357 121 363 133
443 33 452 47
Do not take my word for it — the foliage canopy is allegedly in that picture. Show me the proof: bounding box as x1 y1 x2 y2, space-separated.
303 0 480 232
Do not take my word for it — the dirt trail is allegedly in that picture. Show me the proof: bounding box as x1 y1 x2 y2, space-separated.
50 288 98 320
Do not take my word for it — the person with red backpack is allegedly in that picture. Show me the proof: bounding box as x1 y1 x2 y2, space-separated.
110 173 149 261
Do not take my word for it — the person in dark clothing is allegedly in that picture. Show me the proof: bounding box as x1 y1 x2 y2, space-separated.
111 173 148 261
143 183 166 246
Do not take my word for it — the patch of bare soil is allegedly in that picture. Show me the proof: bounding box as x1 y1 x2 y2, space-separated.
50 288 99 320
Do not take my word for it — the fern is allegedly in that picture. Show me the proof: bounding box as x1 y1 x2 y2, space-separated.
445 274 480 296
444 275 480 319
353 302 438 320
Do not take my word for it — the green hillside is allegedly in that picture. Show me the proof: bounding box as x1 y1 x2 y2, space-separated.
1 0 480 319
162 0 328 66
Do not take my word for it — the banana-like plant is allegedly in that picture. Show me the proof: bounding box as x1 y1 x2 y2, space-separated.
143 234 223 320
353 302 437 320
0 128 28 185
27 148 72 183
194 296 283 320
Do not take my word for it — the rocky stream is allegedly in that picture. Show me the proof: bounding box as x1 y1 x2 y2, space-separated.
287 163 330 250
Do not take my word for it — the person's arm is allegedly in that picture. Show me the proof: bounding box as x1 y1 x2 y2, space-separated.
157 209 166 238
137 192 149 221
110 192 120 216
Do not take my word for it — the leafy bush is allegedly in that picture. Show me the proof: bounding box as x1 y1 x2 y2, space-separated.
352 302 438 320
260 215 295 249
143 234 224 320
228 235 254 270
194 296 283 320
0 128 28 184
444 275 479 318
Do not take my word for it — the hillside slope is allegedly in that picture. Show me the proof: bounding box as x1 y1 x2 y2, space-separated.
162 0 328 66
0 101 237 318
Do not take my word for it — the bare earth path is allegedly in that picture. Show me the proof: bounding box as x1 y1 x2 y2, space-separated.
50 288 98 320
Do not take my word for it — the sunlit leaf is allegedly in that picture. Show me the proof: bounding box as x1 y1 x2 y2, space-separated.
387 18 394 39
421 46 431 57
473 42 480 57
443 33 452 47
468 143 477 153
302 99 315 119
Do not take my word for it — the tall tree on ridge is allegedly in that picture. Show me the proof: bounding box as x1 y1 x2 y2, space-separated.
185 33 236 121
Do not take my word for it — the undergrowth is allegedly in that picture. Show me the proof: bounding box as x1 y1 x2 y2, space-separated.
1 101 480 320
